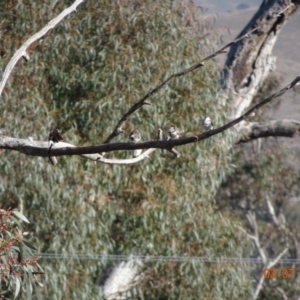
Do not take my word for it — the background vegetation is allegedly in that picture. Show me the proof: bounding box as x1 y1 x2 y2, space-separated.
3 0 299 299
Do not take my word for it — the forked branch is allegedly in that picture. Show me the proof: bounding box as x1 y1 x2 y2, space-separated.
0 76 298 163
238 119 300 143
103 4 293 144
103 27 259 144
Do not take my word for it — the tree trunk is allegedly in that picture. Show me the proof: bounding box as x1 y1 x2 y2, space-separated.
221 0 300 119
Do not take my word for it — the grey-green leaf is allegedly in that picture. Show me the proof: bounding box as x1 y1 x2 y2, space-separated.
12 210 30 223
14 277 21 299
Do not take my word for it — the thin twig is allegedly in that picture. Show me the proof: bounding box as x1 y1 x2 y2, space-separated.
0 76 299 160
276 3 294 17
246 211 267 263
254 248 288 300
103 27 259 144
104 3 292 144
266 198 279 226
196 76 300 143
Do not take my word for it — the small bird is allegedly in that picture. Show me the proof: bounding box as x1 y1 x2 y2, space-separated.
202 116 214 131
48 129 63 153
168 125 182 140
48 129 63 165
129 129 142 158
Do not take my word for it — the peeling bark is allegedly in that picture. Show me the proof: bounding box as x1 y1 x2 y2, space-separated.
238 119 300 143
221 0 300 119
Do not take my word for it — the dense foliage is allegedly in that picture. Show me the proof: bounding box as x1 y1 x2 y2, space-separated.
1 0 252 298
0 208 43 299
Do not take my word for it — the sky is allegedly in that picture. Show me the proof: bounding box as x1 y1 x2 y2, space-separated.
194 0 262 14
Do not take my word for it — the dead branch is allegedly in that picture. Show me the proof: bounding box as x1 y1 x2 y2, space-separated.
0 129 165 165
246 211 267 264
253 247 288 300
0 0 86 98
103 27 259 144
99 128 162 164
245 198 297 299
238 119 300 143
0 76 299 162
97 148 156 164
276 287 288 300
243 209 289 300
104 1 299 145
245 210 289 300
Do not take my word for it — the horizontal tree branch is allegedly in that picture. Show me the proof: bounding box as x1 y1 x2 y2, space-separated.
104 3 298 145
0 137 153 164
0 75 299 163
103 27 259 144
0 0 85 98
238 119 300 143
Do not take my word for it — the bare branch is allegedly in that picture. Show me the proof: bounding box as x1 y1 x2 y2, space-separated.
0 138 161 165
103 27 259 144
0 76 299 160
238 119 300 143
276 287 288 300
0 132 164 165
0 0 86 98
254 247 288 300
246 211 266 264
97 148 156 165
97 127 163 164
104 2 297 144
212 76 300 139
245 200 291 299
265 197 296 247
244 208 290 299
266 198 280 227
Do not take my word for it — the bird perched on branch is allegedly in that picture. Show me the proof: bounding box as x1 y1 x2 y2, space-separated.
48 129 63 165
48 129 63 152
129 129 142 158
168 125 183 140
202 116 214 131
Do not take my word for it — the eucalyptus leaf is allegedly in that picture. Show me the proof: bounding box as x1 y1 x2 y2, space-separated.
12 211 30 224
14 277 21 299
23 241 38 251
